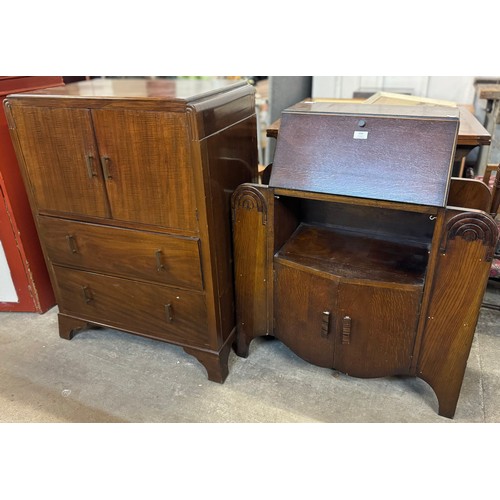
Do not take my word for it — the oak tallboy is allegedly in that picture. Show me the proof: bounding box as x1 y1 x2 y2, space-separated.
4 78 258 382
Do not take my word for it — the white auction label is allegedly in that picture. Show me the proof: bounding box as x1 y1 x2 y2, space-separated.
353 131 368 139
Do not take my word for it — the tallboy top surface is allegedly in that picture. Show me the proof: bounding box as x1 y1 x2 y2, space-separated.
6 77 247 102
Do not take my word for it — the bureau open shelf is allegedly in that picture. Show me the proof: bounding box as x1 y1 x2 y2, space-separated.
274 222 429 287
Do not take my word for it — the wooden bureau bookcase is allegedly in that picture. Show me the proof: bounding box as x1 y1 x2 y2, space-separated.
4 78 258 382
232 101 499 418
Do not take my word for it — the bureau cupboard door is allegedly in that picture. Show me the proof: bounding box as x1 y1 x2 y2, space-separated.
333 283 422 378
91 109 197 230
274 264 336 368
10 106 109 218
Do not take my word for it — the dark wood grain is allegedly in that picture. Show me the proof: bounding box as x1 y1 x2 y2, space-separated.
233 103 494 417
58 313 94 340
37 216 203 290
274 263 336 367
183 332 235 383
7 78 258 381
0 77 71 313
54 265 210 347
447 178 492 212
333 282 421 377
198 114 259 344
232 184 270 357
267 103 490 148
91 108 197 230
270 106 459 207
6 78 248 112
301 198 435 245
9 105 110 218
417 208 499 418
272 187 439 215
275 223 428 287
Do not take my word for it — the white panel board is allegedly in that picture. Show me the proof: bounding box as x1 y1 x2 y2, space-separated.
0 240 18 302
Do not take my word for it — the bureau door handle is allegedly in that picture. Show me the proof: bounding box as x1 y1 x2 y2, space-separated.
100 156 112 179
165 303 174 322
342 316 351 345
66 234 78 254
321 311 331 338
81 286 93 304
155 250 165 271
85 154 97 178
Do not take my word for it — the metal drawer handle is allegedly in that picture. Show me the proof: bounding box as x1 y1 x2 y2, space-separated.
66 234 78 254
85 154 97 178
81 286 93 304
321 311 330 338
101 156 112 179
155 249 165 271
165 303 174 322
342 316 351 345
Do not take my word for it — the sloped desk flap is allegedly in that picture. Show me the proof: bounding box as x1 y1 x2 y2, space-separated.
269 102 460 207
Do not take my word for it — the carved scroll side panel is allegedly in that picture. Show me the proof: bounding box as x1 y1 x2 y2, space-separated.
231 184 267 225
418 209 498 418
231 183 270 357
440 211 499 261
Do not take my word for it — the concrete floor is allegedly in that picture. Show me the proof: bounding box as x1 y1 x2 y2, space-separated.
1 284 499 423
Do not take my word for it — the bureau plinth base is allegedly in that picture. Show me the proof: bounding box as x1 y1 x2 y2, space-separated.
234 329 252 358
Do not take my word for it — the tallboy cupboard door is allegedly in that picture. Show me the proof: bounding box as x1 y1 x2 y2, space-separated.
91 109 197 230
10 106 109 218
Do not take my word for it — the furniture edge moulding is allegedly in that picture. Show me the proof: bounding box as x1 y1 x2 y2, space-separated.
416 208 499 418
185 81 257 141
4 94 190 112
185 87 259 353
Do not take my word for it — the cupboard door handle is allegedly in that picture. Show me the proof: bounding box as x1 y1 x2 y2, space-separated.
85 154 97 178
81 286 93 304
101 156 112 179
155 249 165 271
342 316 351 345
321 311 330 338
165 303 174 322
66 234 78 254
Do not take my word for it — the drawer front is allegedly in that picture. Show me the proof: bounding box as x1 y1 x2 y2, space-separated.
54 266 209 347
38 217 203 291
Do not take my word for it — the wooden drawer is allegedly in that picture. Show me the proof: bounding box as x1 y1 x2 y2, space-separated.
38 217 203 291
53 266 209 347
